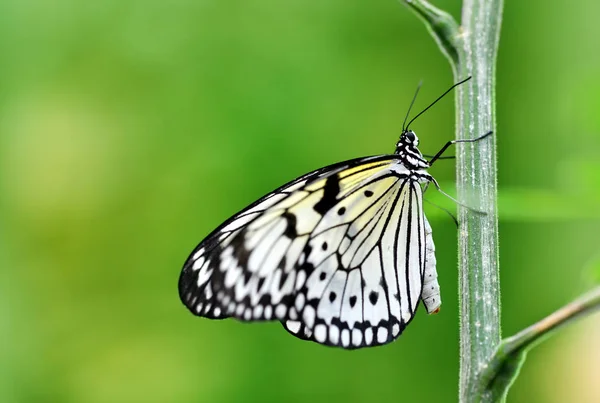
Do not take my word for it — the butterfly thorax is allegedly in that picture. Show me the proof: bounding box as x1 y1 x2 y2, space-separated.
394 130 430 171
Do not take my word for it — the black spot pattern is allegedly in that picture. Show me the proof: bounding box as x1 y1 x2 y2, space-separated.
281 211 297 238
313 175 340 215
369 291 379 305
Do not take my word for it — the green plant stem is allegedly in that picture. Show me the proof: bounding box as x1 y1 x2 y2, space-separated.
455 1 503 402
403 1 503 402
479 286 600 401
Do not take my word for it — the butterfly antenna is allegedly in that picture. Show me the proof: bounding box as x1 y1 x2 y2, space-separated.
405 76 472 130
402 80 423 131
422 154 455 160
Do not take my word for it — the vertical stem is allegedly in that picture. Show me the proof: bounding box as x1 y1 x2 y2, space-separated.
455 1 503 401
403 1 504 401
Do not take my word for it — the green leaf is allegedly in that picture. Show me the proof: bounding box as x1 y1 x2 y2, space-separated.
478 348 527 402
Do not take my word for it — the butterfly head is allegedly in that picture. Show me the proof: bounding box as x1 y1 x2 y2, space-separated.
401 130 419 147
395 130 429 169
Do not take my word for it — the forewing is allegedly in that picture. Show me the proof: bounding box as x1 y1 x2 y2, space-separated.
178 155 399 322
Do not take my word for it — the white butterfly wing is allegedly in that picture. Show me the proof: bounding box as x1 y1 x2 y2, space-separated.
179 155 434 348
283 178 428 348
283 212 440 347
179 156 396 318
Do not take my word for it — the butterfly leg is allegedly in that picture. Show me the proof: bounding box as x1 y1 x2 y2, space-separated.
428 178 487 215
428 130 493 166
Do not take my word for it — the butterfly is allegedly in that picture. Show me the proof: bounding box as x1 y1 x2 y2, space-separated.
178 77 491 349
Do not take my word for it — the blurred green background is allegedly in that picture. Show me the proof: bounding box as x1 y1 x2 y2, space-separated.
2 0 599 402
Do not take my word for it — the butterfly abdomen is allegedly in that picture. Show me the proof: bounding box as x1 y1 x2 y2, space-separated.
421 217 441 314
